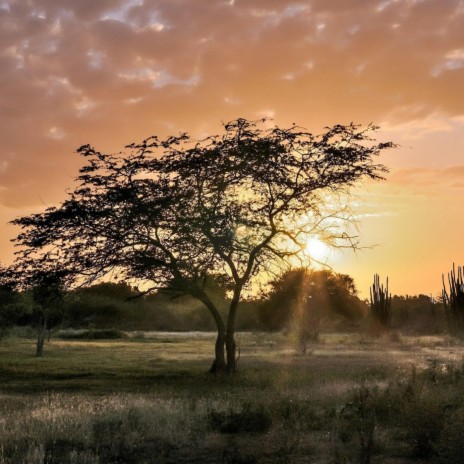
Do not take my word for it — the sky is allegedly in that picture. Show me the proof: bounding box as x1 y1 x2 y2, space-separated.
1 0 463 297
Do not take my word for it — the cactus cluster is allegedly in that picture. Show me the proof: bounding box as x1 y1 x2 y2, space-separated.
442 264 464 337
370 274 392 330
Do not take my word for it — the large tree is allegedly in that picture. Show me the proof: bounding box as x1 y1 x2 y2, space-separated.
11 118 394 372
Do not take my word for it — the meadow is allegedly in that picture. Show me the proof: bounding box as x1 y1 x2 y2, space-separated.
1 331 464 463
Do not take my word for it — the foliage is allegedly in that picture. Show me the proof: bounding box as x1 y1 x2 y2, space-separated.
66 281 232 331
11 118 394 371
0 266 38 339
57 328 128 339
0 268 22 340
331 359 464 462
80 282 139 301
437 408 464 463
259 268 367 332
29 270 66 356
208 403 272 434
66 282 139 327
390 294 446 334
334 387 377 464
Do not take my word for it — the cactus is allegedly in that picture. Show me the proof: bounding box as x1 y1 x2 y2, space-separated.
370 274 392 330
442 264 464 337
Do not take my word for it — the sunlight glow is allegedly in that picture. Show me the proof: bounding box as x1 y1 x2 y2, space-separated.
305 237 331 263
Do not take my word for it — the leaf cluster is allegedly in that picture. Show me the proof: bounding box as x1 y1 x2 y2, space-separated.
11 118 394 299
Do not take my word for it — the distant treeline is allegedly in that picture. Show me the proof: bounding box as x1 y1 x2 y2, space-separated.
1 275 448 337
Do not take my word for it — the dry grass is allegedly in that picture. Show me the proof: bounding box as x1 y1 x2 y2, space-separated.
1 332 464 462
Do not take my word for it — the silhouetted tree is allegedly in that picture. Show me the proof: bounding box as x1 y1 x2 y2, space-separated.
66 282 141 327
11 118 394 372
30 270 65 356
84 282 138 301
259 269 367 337
0 267 20 341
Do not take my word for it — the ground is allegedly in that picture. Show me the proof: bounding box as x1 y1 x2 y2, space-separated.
1 331 464 463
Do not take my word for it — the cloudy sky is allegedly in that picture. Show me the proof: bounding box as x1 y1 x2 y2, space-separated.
1 0 463 296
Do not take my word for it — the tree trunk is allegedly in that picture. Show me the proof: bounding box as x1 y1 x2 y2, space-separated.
192 288 227 373
210 330 226 373
36 318 46 357
225 331 237 373
225 285 242 373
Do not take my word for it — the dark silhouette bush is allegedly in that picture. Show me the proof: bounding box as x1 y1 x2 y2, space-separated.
208 403 272 434
58 328 127 339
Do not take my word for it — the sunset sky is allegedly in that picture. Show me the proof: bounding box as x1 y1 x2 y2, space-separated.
1 0 463 297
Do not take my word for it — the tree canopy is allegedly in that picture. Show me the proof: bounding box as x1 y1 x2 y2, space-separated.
11 118 394 372
259 268 367 332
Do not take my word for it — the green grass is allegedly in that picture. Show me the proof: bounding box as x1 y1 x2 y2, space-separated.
0 336 215 394
1 332 464 463
0 332 402 394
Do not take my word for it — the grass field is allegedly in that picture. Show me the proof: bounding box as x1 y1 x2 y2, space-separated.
1 332 464 463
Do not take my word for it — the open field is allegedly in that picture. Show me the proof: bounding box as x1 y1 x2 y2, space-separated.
1 332 464 463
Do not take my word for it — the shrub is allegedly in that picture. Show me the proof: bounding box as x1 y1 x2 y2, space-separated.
208 403 272 434
58 329 127 340
437 408 464 463
333 387 377 464
402 391 446 458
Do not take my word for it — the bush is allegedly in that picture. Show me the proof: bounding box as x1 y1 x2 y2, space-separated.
58 329 128 340
402 390 446 458
208 403 272 434
333 387 377 464
437 408 464 463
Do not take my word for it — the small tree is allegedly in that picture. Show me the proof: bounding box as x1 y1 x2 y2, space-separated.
0 267 19 341
369 274 392 332
11 119 394 372
30 270 65 356
260 268 367 352
442 264 464 337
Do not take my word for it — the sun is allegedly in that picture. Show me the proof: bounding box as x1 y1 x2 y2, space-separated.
305 237 331 263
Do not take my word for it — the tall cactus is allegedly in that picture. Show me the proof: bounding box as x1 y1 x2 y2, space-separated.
370 274 392 330
442 264 464 337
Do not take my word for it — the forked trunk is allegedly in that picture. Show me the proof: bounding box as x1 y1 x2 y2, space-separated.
191 288 227 374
